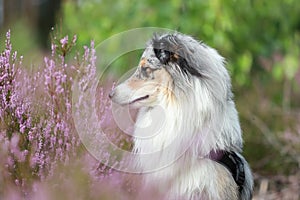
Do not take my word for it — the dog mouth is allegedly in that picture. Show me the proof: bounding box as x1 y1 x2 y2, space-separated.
129 95 149 104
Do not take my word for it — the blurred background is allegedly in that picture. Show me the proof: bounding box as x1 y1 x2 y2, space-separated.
1 0 299 199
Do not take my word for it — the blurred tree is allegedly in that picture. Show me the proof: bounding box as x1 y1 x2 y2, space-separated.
36 0 62 48
61 0 300 86
1 0 62 49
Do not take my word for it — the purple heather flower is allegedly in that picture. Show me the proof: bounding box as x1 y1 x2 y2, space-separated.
60 36 68 48
0 31 137 199
72 35 77 44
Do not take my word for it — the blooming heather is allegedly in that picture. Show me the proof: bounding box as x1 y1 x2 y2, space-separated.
0 30 162 200
0 31 35 198
0 31 103 192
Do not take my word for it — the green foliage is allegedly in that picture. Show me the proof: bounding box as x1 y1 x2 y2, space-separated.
61 0 300 86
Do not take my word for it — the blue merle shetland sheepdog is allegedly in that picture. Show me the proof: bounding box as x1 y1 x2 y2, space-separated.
109 32 253 200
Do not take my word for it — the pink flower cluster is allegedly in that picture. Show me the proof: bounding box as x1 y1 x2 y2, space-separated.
0 30 153 200
0 31 35 195
0 30 108 190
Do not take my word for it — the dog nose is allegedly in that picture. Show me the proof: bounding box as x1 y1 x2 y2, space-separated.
108 90 115 99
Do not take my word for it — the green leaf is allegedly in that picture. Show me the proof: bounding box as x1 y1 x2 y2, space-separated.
283 54 299 80
272 63 284 81
238 51 253 73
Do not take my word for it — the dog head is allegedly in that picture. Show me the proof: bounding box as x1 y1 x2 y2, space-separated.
109 33 231 109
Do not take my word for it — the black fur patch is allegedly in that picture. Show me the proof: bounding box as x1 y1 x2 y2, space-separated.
214 151 245 194
153 48 171 65
152 34 202 77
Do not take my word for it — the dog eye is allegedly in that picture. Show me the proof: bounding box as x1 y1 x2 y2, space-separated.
140 67 151 78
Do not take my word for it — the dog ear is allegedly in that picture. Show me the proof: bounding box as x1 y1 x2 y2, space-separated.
154 48 171 64
152 34 202 77
152 34 172 64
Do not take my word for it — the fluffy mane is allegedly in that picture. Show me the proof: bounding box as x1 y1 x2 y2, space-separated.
110 32 253 200
134 33 243 160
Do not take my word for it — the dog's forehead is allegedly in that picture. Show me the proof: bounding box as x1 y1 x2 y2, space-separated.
141 46 156 59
